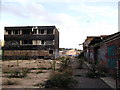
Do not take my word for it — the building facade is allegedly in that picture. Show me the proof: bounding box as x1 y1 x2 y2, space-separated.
3 26 59 60
83 32 120 76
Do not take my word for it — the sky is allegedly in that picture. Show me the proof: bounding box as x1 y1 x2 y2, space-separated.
0 0 119 49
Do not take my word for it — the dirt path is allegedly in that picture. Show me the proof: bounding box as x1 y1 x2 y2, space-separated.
70 57 113 89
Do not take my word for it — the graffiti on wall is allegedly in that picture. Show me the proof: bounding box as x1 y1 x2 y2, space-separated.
98 47 106 61
107 45 116 69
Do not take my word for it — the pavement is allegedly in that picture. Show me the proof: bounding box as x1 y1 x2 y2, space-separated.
70 57 115 89
100 76 116 89
84 61 116 89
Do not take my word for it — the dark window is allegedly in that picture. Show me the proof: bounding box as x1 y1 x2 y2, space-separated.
8 31 11 34
22 30 30 34
38 30 41 34
47 29 53 34
38 56 44 59
33 29 37 34
15 30 18 34
41 40 44 45
22 40 32 44
49 50 53 54
41 30 44 34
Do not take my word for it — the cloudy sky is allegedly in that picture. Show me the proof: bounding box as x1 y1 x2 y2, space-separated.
0 0 119 49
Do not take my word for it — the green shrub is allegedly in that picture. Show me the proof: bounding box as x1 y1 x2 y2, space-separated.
45 68 77 88
86 64 107 78
60 56 71 71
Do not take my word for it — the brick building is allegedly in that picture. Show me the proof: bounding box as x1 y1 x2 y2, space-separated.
3 26 59 60
83 32 120 76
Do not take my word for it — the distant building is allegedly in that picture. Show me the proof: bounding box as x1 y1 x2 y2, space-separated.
66 49 80 56
3 26 59 60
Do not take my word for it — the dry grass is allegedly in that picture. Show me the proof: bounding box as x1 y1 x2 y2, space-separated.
2 59 60 88
2 78 19 85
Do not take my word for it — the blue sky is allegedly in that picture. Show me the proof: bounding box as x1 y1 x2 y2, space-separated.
0 0 119 49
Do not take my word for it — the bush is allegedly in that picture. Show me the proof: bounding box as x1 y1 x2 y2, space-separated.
77 52 84 59
59 56 71 71
86 64 107 78
44 56 77 88
8 68 30 78
45 68 77 88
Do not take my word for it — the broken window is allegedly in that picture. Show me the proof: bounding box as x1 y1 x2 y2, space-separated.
33 29 37 34
41 29 44 34
15 30 19 34
13 30 15 34
22 40 32 44
45 40 53 45
38 30 41 34
47 29 53 34
22 30 30 34
41 40 44 45
8 30 11 34
49 50 53 54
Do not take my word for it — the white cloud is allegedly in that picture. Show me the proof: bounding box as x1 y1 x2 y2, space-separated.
69 1 118 18
2 0 119 3
1 0 48 18
0 0 118 49
33 0 119 3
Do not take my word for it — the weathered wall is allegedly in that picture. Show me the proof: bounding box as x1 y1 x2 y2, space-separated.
3 50 51 56
89 47 94 64
3 50 53 59
98 44 108 68
98 36 120 74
